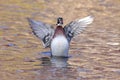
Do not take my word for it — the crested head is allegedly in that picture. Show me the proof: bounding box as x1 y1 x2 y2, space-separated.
57 17 63 26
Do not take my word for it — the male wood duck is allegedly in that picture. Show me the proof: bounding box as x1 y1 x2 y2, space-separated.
27 16 94 57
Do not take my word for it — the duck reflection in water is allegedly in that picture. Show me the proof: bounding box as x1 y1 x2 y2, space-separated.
39 51 69 68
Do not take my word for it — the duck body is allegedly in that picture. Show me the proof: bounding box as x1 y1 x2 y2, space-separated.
51 26 69 57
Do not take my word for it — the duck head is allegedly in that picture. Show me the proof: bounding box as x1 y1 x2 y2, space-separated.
57 17 63 26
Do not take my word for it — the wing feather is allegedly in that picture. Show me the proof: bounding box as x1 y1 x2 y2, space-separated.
64 16 94 42
27 18 54 48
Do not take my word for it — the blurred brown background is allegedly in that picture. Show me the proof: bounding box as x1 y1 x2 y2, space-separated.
0 0 120 80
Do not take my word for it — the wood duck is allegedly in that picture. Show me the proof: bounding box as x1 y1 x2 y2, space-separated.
27 16 94 57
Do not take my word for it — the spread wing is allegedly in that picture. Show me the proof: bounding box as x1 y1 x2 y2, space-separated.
64 16 94 42
27 18 54 48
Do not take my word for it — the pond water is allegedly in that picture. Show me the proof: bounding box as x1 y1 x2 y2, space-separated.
0 0 120 80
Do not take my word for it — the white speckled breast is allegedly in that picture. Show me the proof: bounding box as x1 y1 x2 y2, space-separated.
51 36 69 57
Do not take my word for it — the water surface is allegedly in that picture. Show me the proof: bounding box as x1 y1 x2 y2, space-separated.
0 0 120 80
